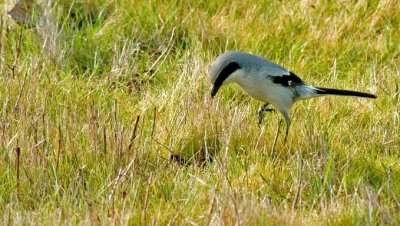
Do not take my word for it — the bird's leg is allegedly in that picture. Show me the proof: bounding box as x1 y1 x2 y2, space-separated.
283 114 291 143
257 103 275 127
284 125 289 142
271 119 282 157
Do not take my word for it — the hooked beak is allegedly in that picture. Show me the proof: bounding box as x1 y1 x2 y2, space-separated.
211 84 220 98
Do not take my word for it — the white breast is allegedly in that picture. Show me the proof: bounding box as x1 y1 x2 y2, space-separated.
234 72 294 114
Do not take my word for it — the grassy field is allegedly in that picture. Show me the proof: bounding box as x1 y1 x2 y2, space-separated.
1 0 400 225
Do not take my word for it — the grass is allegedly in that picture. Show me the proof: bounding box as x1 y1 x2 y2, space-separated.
1 0 400 225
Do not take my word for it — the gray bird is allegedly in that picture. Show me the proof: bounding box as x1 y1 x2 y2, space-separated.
209 51 376 138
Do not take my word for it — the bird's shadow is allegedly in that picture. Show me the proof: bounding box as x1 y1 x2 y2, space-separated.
169 137 221 167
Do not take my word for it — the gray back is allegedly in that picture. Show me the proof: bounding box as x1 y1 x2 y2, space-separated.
211 51 290 80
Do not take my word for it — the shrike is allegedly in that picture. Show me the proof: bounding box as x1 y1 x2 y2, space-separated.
209 51 376 138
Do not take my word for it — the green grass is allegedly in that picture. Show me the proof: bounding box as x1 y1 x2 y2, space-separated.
1 0 400 225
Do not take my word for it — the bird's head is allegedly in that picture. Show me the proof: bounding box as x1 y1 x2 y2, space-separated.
209 52 243 98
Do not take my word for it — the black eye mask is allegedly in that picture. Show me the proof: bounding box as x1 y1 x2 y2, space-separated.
211 62 241 97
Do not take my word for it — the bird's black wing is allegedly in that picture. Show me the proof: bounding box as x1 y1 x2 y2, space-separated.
271 72 304 87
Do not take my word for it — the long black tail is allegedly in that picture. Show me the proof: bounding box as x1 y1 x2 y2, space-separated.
315 87 377 98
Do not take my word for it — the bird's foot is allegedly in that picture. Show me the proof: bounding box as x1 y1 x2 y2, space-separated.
257 103 275 127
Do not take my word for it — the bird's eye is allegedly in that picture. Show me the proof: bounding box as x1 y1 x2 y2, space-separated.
215 62 240 84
